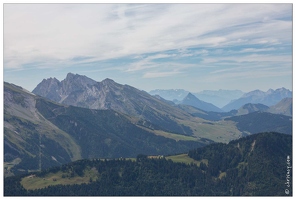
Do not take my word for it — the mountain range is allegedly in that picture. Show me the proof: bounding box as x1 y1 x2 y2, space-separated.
194 89 245 108
222 88 292 111
149 89 244 108
33 73 198 136
4 82 210 176
4 73 293 177
31 73 246 142
149 88 292 111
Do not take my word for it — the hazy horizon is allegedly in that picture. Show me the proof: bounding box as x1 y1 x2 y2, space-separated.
4 4 292 93
16 71 291 94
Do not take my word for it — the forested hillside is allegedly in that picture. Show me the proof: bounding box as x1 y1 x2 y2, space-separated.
4 132 292 196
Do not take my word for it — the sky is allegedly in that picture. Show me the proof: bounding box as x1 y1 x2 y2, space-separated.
3 3 293 93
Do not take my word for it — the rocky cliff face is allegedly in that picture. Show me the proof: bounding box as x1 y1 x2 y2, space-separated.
32 73 98 103
32 73 201 135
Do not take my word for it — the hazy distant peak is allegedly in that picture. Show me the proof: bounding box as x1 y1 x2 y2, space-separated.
185 92 198 100
181 92 222 112
274 87 291 93
243 88 291 98
242 89 265 98
276 87 289 91
267 89 274 94
222 87 292 111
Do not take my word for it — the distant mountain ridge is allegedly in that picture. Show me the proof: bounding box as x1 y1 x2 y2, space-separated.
193 89 244 108
149 89 244 108
222 88 292 111
180 93 222 112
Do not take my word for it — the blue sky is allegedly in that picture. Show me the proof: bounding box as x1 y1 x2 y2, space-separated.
3 3 292 93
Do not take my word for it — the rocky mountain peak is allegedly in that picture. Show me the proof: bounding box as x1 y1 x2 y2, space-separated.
181 93 222 112
64 73 97 85
222 87 292 111
59 73 97 96
40 77 60 85
101 78 116 85
274 87 291 95
102 78 114 82
266 89 275 94
181 93 200 104
66 72 75 79
32 77 61 101
185 93 198 100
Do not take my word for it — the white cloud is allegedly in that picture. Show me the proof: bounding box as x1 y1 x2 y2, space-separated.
203 53 291 65
143 71 183 78
203 69 291 84
4 3 292 71
240 47 276 53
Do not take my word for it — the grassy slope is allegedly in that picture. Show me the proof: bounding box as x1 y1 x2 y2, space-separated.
21 167 99 190
165 154 208 166
137 125 199 141
4 83 82 175
181 119 242 143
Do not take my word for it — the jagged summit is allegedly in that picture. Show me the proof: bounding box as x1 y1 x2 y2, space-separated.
42 77 60 82
63 73 97 85
31 73 201 136
66 72 75 78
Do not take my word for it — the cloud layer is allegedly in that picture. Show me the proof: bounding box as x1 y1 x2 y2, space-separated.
4 3 292 92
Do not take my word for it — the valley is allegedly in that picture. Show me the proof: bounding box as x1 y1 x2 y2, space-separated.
3 73 292 196
4 74 292 178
